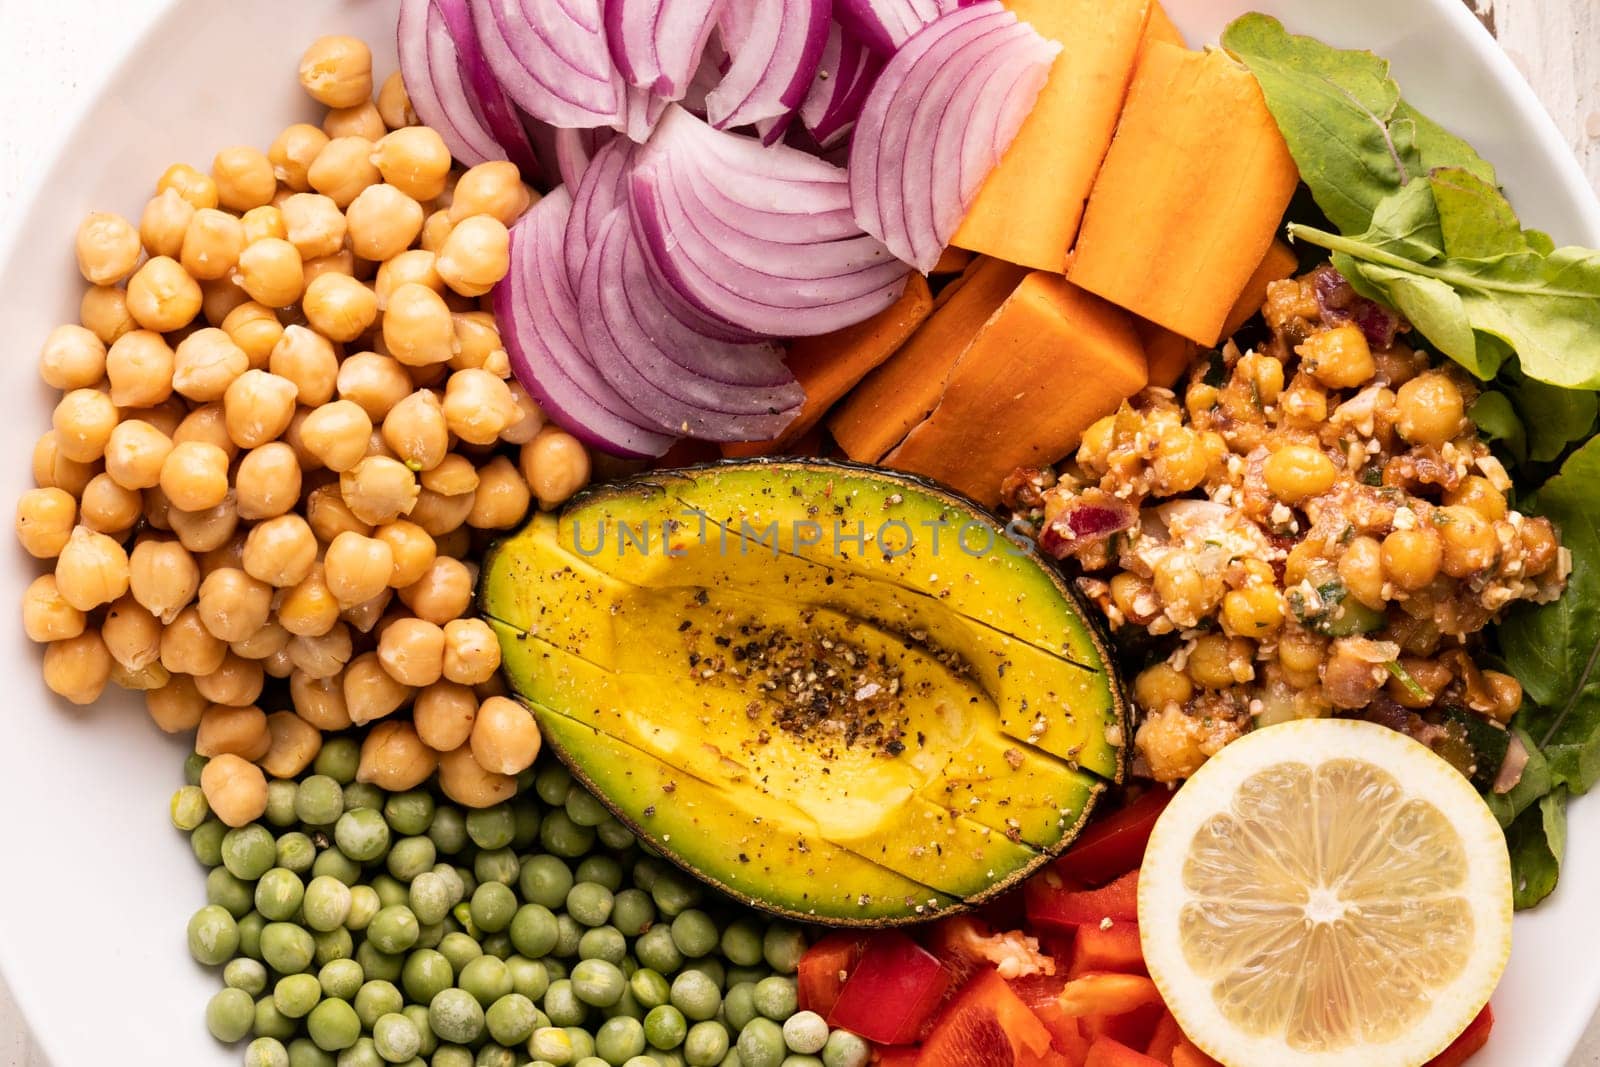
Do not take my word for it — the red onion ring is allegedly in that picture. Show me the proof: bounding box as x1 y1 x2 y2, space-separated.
706 0 832 139
833 0 957 54
430 0 545 180
564 138 638 287
605 0 725 103
471 0 623 130
397 0 506 167
799 23 883 148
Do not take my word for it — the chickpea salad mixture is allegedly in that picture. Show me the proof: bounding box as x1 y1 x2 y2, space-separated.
11 5 1600 1067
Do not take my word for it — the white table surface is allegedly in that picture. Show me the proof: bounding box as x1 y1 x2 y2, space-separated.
0 0 1596 1064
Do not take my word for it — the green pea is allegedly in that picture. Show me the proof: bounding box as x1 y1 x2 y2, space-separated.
466 805 516 850
438 930 484 974
401 948 454 1004
581 928 628 968
260 921 315 974
288 1036 337 1067
725 967 767 990
505 955 549 999
482 931 514 960
434 1046 475 1067
265 779 299 827
191 818 227 867
222 825 277 881
544 978 588 1027
530 1027 576 1066
565 883 613 928
338 1036 383 1067
184 752 208 786
717 922 763 968
373 1012 423 1062
307 996 362 1051
313 926 354 967
387 836 437 882
459 955 513 1007
485 992 539 1045
355 980 405 1030
520 855 575 909
545 958 569 982
736 1019 785 1067
245 1035 291 1067
539 811 595 858
761 928 805 976
254 868 306 922
275 972 323 1019
683 1022 729 1067
373 874 411 910
629 969 671 1010
722 985 757 1032
237 912 266 961
535 763 573 805
187 904 239 966
635 925 683 975
562 787 610 828
819 1031 868 1067
300 875 352 931
313 739 360 784
669 912 718 959
780 1057 823 1067
312 846 362 887
318 958 365 1001
408 872 452 926
571 959 627 1008
602 985 644 1022
254 995 298 1041
594 819 636 852
428 805 468 854
631 857 666 893
384 790 435 836
453 865 478 899
205 866 254 919
751 978 796 1022
554 914 584 958
565 1029 598 1061
430 988 487 1044
607 890 654 938
347 885 381 930
206 987 255 1042
643 1004 688 1049
432 863 467 904
621 1058 659 1067
368 905 421 954
344 781 385 812
512 799 544 848
296 775 346 825
504 903 555 957
471 882 518 933
226 957 269 996
335 807 390 862
276 832 317 875
780 1013 828 1056
669 971 720 1023
649 873 700 919
474 846 520 887
171 785 210 830
683 959 724 990
403 1004 438 1058
573 1059 608 1067
595 1016 647 1064
355 942 405 984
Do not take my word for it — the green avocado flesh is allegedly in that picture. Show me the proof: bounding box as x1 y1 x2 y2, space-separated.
481 460 1126 924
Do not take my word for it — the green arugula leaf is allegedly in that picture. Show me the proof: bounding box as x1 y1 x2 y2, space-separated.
1468 391 1528 466
1486 728 1551 829
1507 375 1598 463
1506 788 1566 909
1221 14 1495 234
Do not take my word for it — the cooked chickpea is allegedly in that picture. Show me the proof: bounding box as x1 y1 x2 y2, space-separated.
54 525 130 611
195 566 274 643
252 712 321 780
145 674 206 732
520 430 591 512
239 206 286 246
324 531 395 607
51 388 117 464
1336 535 1387 610
373 520 437 589
420 455 478 500
1263 443 1338 504
375 71 416 130
1435 505 1499 578
293 401 369 474
408 681 472 752
343 651 414 726
1384 657 1452 709
1298 324 1375 389
346 183 424 262
169 494 240 554
447 310 502 369
324 100 386 142
1445 475 1508 522
79 473 142 535
302 249 357 285
303 273 378 343
1396 372 1466 447
380 390 448 470
1481 670 1524 723
170 327 248 403
337 352 413 419
1378 527 1443 591
305 483 373 543
437 743 517 809
199 534 247 577
208 145 276 213
128 539 199 623
290 670 353 731
279 192 346 262
268 124 331 192
371 617 442 688
232 620 291 662
441 617 500 686
171 405 235 459
102 331 174 408
278 564 341 637
22 574 86 643
435 368 514 446
497 384 544 448
269 325 340 406
354 720 435 792
221 301 284 368
178 208 244 282
408 489 474 539
287 623 354 679
32 432 96 496
1150 426 1208 495
1189 635 1253 689
399 556 472 624
375 132 450 212
158 441 229 512
199 273 249 331
40 630 111 705
156 163 219 210
308 136 381 208
79 285 136 345
126 256 202 332
16 488 77 559
38 324 107 391
220 369 297 450
449 162 531 226
195 654 267 707
234 238 304 308
160 606 228 676
235 443 303 520
470 696 542 775
375 250 443 312
74 211 143 285
341 456 419 525
199 754 269 828
383 283 455 366
420 210 453 253
299 35 372 108
341 587 393 634
465 457 530 530
138 189 195 259
1221 584 1284 638
435 215 510 298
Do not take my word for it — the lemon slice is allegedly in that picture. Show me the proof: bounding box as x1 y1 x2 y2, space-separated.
1138 718 1512 1067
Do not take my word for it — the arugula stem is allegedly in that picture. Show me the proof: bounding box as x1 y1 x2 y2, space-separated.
1289 223 1593 299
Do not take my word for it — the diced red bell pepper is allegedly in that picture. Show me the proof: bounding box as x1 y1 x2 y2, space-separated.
1066 921 1146 978
827 932 951 1046
1056 974 1162 1018
1083 1036 1165 1067
1170 1038 1223 1067
926 915 1001 989
1083 1005 1165 1056
1027 869 1140 934
1424 1004 1494 1067
798 933 865 1017
1145 1012 1182 1061
1009 973 1090 1064
873 1047 921 1067
1058 789 1173 886
917 969 1054 1067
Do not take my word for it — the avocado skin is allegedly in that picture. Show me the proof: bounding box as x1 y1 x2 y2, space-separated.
481 458 1129 925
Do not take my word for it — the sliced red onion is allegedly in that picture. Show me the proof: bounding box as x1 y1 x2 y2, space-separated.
429 0 544 180
553 127 615 188
397 0 506 166
495 188 676 458
799 23 882 148
472 0 623 130
705 0 831 136
605 0 725 101
630 106 911 337
849 2 1058 272
833 0 958 54
564 138 638 287
579 210 803 440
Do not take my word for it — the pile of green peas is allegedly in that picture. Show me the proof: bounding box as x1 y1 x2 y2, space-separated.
172 737 873 1067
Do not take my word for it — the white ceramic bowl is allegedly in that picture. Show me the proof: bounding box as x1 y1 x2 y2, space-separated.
0 1 1595 1064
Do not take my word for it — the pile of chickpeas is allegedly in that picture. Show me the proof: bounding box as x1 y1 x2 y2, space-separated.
15 35 596 825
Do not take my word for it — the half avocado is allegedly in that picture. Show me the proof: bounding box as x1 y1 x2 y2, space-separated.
481 459 1127 925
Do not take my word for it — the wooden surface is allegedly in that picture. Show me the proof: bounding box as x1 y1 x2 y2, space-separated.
0 1 1596 1064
